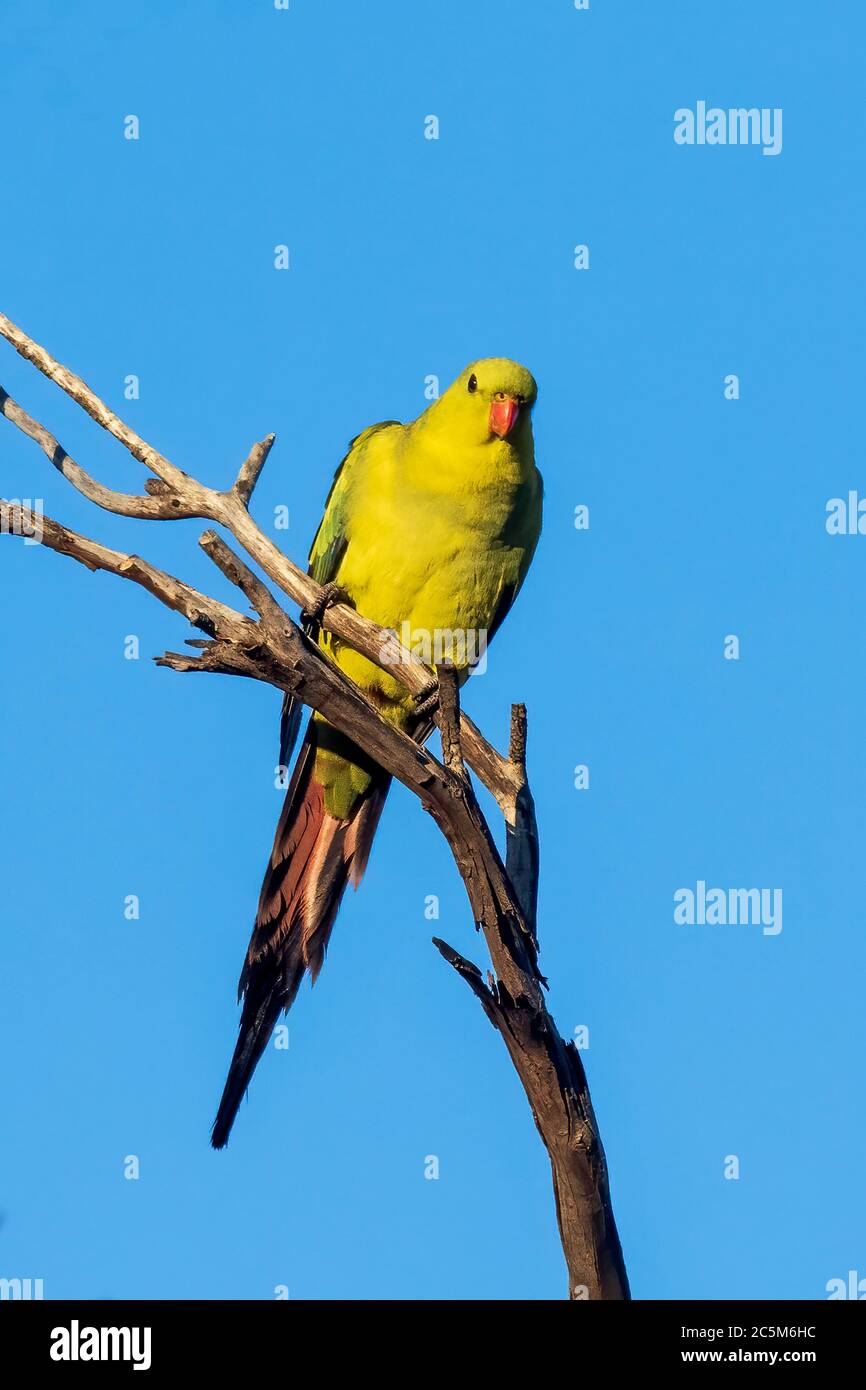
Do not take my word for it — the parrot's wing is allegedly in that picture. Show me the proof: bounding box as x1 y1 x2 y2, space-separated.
278 420 401 769
486 578 520 647
308 419 400 587
472 474 542 672
480 543 540 658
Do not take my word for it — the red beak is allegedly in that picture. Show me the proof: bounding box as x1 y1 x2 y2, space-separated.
489 396 520 438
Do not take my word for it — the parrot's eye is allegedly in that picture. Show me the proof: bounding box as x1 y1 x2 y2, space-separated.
467 373 478 394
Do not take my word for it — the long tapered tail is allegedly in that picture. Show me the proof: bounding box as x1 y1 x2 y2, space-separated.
211 724 389 1148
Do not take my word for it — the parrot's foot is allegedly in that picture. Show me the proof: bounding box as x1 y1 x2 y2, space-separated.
413 678 440 721
302 581 344 627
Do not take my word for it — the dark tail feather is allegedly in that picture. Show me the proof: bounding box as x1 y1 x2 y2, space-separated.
211 724 389 1149
209 936 305 1150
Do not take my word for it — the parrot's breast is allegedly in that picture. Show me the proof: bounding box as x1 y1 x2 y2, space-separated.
327 428 541 710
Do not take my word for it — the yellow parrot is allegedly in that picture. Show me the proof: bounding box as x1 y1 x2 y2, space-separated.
212 358 542 1146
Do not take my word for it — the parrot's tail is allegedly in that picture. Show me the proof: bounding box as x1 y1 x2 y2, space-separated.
210 724 389 1149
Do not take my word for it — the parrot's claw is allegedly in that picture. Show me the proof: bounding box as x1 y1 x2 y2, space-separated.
413 678 440 721
302 581 344 627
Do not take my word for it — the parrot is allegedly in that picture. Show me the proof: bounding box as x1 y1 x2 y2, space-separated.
211 357 543 1147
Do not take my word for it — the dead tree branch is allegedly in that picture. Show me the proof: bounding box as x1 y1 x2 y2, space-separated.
0 314 629 1300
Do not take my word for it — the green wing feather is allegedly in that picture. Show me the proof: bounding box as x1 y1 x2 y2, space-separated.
476 470 542 660
308 420 399 586
278 421 400 769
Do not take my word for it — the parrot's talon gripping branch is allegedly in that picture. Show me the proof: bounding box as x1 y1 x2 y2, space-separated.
0 312 630 1303
301 580 345 628
412 676 440 721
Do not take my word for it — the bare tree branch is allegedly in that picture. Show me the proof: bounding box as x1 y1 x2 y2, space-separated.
0 311 191 490
505 703 540 940
232 433 276 507
0 386 201 519
427 675 629 1301
0 502 250 639
435 663 467 780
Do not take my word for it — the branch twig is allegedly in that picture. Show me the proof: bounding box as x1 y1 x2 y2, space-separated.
436 663 467 781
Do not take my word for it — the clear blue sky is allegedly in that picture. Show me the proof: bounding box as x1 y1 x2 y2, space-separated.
1 0 864 1300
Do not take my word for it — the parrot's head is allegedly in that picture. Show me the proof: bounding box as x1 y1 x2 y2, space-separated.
420 357 538 453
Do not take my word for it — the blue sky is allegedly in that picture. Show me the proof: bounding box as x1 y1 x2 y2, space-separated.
1 0 864 1299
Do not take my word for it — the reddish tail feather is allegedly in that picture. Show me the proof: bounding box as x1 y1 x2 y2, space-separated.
211 725 388 1148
